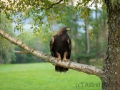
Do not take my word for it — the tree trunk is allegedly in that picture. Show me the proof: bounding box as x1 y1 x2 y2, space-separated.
102 19 107 42
102 1 120 90
85 21 90 55
95 0 99 60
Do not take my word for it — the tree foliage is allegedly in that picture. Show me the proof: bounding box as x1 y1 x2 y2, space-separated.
14 27 52 63
0 0 109 64
0 13 16 63
1 0 120 90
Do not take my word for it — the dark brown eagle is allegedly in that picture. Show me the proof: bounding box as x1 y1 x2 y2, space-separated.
50 27 71 72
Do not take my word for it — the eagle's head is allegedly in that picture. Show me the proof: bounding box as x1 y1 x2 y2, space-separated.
62 27 71 31
58 27 71 35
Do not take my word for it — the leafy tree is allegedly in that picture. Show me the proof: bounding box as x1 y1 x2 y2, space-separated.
55 5 107 64
0 13 16 63
0 0 120 90
14 27 52 63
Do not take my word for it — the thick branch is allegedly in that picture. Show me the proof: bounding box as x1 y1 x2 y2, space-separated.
46 0 63 10
0 29 103 77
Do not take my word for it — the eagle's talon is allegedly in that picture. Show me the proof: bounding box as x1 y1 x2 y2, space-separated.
57 58 61 60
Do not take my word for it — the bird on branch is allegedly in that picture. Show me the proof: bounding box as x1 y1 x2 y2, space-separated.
50 27 71 72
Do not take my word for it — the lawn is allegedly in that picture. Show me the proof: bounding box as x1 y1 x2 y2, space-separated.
0 63 101 90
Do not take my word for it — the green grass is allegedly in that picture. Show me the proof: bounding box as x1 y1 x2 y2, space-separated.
0 63 101 90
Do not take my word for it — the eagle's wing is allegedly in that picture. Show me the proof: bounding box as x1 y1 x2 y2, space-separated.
67 37 71 59
50 37 55 56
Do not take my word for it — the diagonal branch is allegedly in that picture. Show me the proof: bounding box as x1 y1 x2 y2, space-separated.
46 0 63 10
0 29 103 78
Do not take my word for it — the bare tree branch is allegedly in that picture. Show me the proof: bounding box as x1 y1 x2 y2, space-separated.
0 29 103 78
46 0 63 10
13 50 28 54
13 51 24 54
90 0 95 6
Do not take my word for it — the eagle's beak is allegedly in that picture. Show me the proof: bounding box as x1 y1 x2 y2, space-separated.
66 28 71 31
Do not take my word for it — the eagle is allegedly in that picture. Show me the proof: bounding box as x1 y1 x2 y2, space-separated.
50 27 71 72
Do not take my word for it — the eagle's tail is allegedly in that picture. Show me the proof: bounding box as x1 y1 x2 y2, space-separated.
55 66 68 72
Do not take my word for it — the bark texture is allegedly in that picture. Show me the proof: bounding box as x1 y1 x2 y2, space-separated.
102 0 120 90
0 29 103 77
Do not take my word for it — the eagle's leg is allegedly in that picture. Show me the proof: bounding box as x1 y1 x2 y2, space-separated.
56 52 61 60
63 51 68 62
